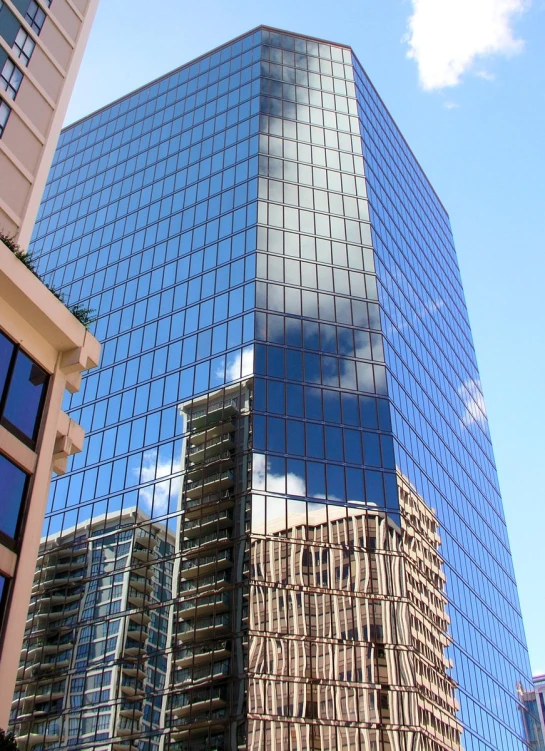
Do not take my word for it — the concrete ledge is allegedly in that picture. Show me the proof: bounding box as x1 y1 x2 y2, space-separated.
0 237 100 358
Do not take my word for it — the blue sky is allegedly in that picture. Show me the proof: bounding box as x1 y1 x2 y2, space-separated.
66 0 545 671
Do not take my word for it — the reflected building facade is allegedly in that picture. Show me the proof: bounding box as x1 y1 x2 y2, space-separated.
11 511 174 751
12 25 533 751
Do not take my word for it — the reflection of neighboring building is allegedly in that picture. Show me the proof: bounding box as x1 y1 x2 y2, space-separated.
520 677 545 751
10 510 174 751
167 382 252 751
248 478 461 751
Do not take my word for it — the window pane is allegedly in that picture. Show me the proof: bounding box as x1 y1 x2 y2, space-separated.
2 350 48 443
0 331 14 400
0 453 28 539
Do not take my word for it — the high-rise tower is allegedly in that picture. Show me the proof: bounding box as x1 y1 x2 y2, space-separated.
11 26 533 751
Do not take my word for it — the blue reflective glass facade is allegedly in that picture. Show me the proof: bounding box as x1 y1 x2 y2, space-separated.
10 26 532 751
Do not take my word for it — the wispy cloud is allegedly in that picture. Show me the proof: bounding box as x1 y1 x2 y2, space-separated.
406 0 529 90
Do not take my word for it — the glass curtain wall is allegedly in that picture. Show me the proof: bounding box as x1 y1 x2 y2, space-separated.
9 25 533 751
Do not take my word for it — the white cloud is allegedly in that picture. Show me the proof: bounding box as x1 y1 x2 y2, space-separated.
458 377 488 428
406 0 529 90
135 450 181 515
444 101 459 110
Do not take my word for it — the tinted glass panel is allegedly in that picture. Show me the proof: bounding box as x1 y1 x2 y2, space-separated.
0 452 28 538
2 350 48 443
0 330 15 399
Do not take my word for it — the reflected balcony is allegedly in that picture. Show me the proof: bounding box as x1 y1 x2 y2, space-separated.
183 491 234 519
188 433 235 464
134 528 157 548
120 676 145 697
183 510 233 539
170 735 225 751
183 530 231 553
187 452 235 480
188 399 238 430
174 642 230 668
180 570 230 594
178 593 230 618
180 550 232 579
177 614 230 643
170 686 227 717
117 715 142 736
173 659 230 686
185 472 234 499
127 587 151 609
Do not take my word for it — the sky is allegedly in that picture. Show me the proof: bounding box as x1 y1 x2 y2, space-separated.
66 0 545 671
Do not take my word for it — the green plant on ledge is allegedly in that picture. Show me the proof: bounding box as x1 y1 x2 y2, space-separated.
0 729 17 751
1 232 95 329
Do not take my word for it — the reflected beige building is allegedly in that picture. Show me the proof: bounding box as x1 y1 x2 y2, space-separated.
170 381 461 751
247 482 461 751
0 0 99 247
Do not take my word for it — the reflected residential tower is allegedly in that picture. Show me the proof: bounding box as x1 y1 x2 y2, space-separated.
11 26 534 751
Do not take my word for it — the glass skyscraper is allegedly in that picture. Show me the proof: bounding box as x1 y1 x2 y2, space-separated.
10 25 533 751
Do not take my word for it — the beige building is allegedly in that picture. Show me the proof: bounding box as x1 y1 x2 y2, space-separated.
0 0 99 248
0 0 100 723
0 239 100 725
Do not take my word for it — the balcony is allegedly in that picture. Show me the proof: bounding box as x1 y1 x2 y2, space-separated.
173 659 230 686
117 715 141 736
170 687 227 717
170 709 228 740
178 593 230 617
127 587 151 609
187 453 235 481
124 638 148 656
183 491 234 519
177 614 230 643
119 701 143 719
132 544 157 564
180 571 230 594
183 510 233 539
128 611 151 628
126 625 149 643
185 472 234 499
183 530 231 553
180 550 232 579
171 735 225 751
120 676 145 697
188 433 235 463
129 573 153 592
135 528 157 548
188 399 238 430
121 662 146 680
174 641 231 668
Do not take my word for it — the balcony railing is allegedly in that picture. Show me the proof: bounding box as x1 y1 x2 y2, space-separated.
181 550 232 574
178 614 230 635
179 593 230 613
183 530 231 551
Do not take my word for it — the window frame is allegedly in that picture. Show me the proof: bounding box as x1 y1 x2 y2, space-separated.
0 330 50 449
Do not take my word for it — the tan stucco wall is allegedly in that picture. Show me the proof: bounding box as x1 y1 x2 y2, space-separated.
0 238 100 726
0 0 101 248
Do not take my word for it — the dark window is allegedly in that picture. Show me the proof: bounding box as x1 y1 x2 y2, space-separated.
0 452 28 541
0 98 10 136
0 58 23 99
0 330 49 447
13 28 35 66
25 1 46 34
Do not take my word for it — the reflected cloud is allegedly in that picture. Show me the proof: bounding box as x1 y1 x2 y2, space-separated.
136 449 181 515
458 376 487 427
